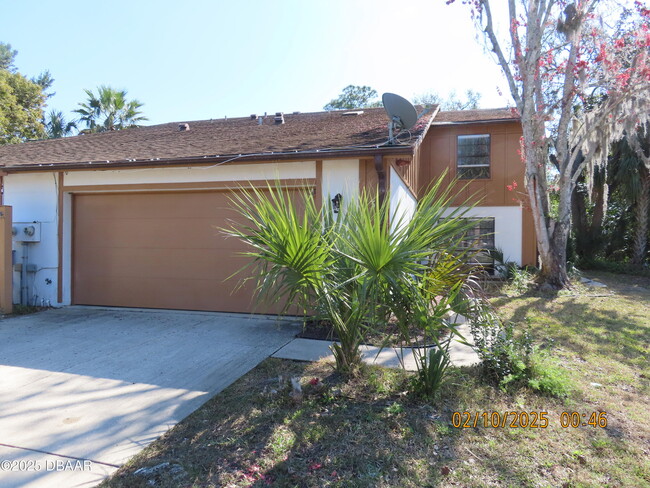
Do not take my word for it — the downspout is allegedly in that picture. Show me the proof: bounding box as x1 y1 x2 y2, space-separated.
21 242 28 305
374 154 386 206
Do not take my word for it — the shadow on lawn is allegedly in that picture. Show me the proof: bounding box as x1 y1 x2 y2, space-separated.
104 359 494 487
491 285 649 371
205 367 469 487
102 357 578 488
101 272 650 487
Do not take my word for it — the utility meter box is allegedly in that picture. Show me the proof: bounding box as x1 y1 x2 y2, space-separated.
12 222 41 242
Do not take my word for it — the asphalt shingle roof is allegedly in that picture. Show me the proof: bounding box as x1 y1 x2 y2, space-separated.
432 107 519 124
0 107 518 170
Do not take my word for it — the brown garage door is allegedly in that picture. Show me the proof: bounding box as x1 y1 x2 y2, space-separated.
72 189 298 313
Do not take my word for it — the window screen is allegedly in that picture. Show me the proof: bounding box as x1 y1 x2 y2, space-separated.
457 134 490 179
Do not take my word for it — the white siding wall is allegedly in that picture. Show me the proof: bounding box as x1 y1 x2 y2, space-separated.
389 167 417 231
3 173 59 305
63 161 316 186
446 206 523 266
321 159 359 212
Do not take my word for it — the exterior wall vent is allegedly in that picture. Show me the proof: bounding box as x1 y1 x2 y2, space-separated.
178 123 190 132
274 112 285 124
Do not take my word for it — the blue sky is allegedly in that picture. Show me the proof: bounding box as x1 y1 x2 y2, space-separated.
1 0 510 126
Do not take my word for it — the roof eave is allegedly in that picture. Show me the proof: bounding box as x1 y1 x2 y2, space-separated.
412 106 440 150
430 118 521 126
0 145 416 173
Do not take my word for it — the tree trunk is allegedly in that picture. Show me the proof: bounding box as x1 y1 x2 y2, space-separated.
537 250 571 288
526 160 572 289
522 118 573 289
591 182 606 245
571 184 588 256
632 168 650 265
537 221 572 289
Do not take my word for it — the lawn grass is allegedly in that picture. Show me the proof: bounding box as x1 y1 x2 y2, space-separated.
100 271 650 488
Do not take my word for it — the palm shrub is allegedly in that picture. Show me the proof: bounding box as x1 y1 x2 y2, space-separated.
389 254 481 398
225 185 368 374
393 280 458 399
376 179 483 396
225 175 481 375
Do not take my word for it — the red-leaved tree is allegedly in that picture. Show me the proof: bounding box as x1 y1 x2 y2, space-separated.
449 0 650 287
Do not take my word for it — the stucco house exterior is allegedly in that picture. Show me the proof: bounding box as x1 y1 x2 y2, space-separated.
0 106 534 314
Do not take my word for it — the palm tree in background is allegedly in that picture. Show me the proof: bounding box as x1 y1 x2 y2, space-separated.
611 126 650 266
44 110 76 138
74 85 147 133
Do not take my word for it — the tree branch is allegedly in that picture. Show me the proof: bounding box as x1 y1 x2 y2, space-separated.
480 0 522 108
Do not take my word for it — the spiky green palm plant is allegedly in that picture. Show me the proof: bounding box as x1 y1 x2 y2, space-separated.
225 175 482 375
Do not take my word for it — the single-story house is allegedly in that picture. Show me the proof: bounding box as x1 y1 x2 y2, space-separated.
0 106 535 314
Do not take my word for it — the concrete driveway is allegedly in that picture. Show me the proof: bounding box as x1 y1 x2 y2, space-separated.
0 307 299 488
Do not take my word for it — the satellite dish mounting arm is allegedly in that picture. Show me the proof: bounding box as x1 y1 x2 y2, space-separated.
388 115 404 144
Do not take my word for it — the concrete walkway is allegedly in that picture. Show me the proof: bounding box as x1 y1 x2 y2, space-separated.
273 322 480 370
0 307 299 488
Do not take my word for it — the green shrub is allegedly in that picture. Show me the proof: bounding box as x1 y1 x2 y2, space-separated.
527 353 573 397
507 265 533 294
469 310 570 397
470 314 533 388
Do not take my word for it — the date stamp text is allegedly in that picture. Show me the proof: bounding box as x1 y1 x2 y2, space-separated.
451 411 607 428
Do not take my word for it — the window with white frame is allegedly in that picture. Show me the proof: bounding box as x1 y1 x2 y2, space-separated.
457 134 490 179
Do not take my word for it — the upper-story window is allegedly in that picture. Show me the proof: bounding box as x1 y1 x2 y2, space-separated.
457 134 490 179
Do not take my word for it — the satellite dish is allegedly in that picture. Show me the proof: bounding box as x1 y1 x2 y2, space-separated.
382 93 418 144
382 93 418 129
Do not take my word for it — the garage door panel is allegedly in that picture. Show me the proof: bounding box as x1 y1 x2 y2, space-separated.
74 248 251 281
72 190 301 313
76 219 229 250
75 193 235 220
73 276 257 312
